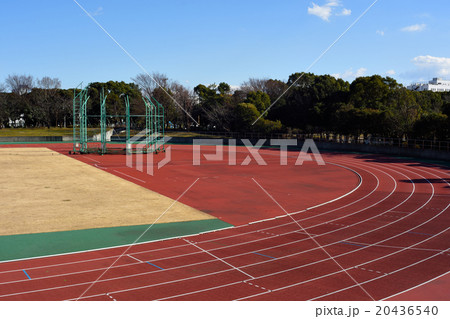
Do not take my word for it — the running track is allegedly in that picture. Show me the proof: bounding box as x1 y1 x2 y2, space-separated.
0 145 448 301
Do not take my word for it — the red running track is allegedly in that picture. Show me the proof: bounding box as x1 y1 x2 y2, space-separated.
0 144 448 301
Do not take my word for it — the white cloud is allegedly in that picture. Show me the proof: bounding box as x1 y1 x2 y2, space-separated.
376 30 385 36
91 7 103 17
308 3 333 21
326 0 340 7
338 8 352 16
411 55 450 77
331 67 367 81
401 23 426 32
307 0 351 22
386 70 396 76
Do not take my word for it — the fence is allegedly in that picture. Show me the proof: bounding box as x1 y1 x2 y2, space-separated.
177 131 450 153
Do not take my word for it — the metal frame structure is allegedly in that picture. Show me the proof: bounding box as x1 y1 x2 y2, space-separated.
100 88 108 154
72 83 89 154
72 84 165 155
143 96 165 154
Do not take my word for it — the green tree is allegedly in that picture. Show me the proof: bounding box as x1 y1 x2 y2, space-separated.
245 91 271 115
234 103 260 130
413 112 448 139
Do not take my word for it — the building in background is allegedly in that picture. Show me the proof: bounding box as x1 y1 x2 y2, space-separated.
407 78 450 92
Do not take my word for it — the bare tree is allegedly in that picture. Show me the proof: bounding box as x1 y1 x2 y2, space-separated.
37 76 61 90
170 82 197 129
132 72 169 98
34 76 62 128
0 82 5 92
240 78 270 94
5 74 34 95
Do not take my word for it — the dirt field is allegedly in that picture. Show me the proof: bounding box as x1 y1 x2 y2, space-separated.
0 148 214 236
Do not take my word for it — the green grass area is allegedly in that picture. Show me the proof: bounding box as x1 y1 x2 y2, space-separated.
0 127 101 137
0 128 224 138
0 219 233 262
166 131 228 138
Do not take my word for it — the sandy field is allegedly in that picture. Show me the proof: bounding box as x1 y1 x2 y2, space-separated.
0 148 214 236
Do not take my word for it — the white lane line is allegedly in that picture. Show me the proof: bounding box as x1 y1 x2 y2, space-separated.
94 163 108 170
69 269 237 301
341 241 448 253
157 279 272 301
382 269 450 301
83 156 100 163
112 170 146 184
355 266 388 276
106 292 117 301
126 254 143 263
183 239 255 280
389 211 411 214
155 281 241 301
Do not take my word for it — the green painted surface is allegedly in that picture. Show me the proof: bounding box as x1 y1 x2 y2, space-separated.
0 219 232 262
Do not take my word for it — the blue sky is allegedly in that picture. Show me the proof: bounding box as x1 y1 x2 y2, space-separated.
0 0 449 89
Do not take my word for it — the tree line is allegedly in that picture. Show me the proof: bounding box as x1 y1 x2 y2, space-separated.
0 73 449 140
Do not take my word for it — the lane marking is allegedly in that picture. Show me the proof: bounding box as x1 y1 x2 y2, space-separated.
355 266 388 276
146 262 164 270
156 281 239 301
22 270 31 280
184 239 255 280
257 231 278 237
383 269 450 300
243 281 271 292
340 242 367 248
126 254 143 263
407 231 433 237
106 292 117 301
94 163 108 170
113 170 146 184
83 156 100 163
252 252 276 259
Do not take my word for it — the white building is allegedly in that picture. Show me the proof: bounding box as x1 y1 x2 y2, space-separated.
407 78 450 92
